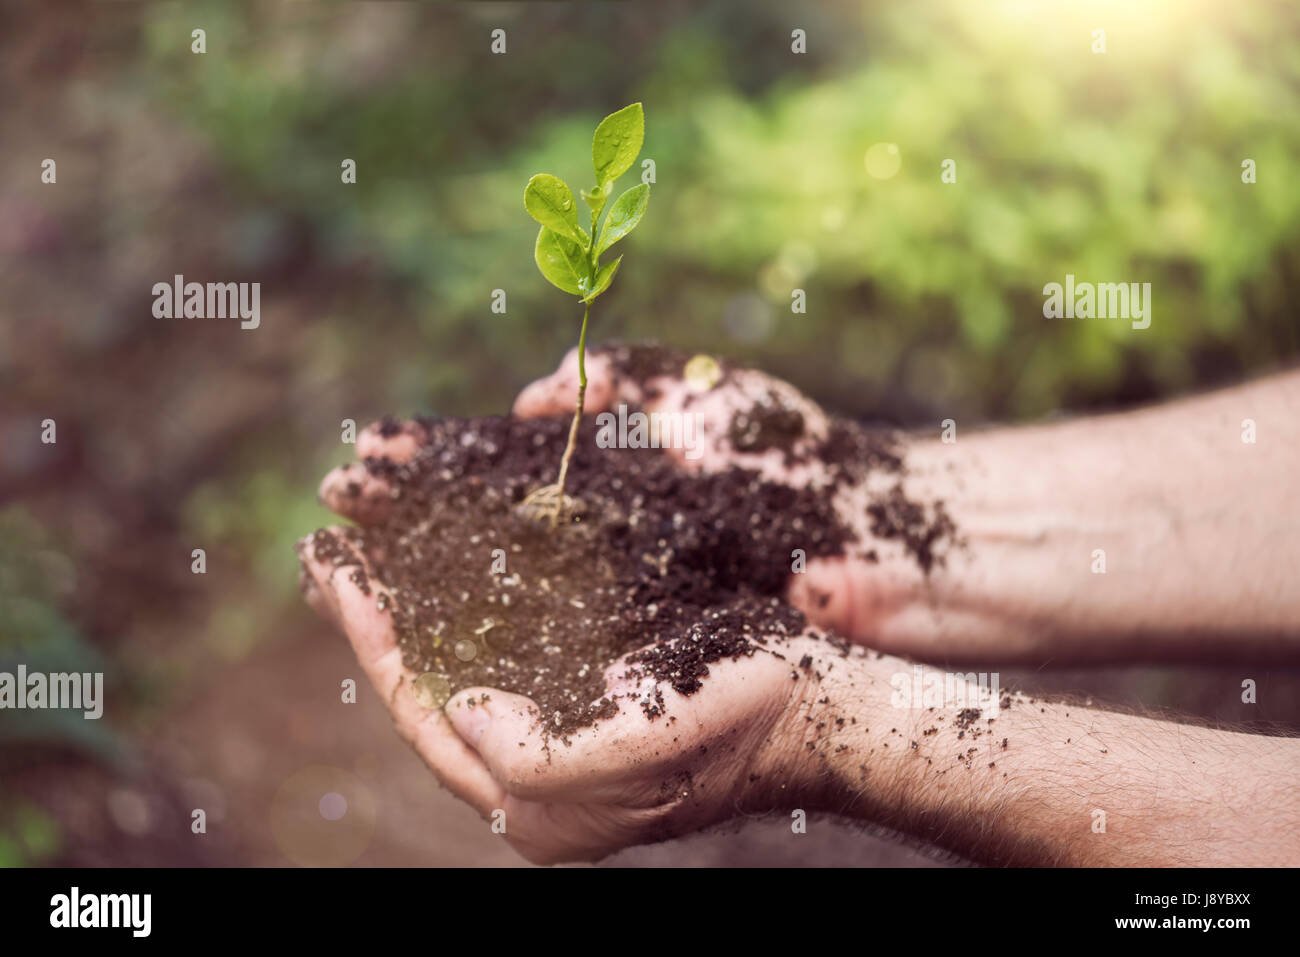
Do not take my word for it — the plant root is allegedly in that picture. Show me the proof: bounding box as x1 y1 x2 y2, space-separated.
518 482 586 527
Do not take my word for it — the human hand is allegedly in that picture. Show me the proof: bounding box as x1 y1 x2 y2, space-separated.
324 343 1254 670
298 526 850 863
315 345 935 652
301 358 1300 867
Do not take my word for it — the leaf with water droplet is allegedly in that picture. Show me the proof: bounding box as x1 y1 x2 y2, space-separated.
592 103 644 187
524 174 586 246
581 181 613 217
597 184 649 257
535 226 587 297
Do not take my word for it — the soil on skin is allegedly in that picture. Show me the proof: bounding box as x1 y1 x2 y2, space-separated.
866 484 958 575
306 345 959 737
728 391 807 462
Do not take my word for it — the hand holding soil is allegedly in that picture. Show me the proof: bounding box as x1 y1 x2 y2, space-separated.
299 347 1300 865
300 343 955 861
315 344 954 652
297 533 853 863
507 346 1300 666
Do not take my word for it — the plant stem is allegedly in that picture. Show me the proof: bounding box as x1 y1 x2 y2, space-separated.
552 300 591 525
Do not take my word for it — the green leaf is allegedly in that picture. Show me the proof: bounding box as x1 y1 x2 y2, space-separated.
524 174 585 246
580 255 622 303
596 184 649 257
534 226 587 296
581 181 613 217
592 103 644 187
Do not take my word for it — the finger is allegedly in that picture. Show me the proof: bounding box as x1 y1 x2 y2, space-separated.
445 686 686 864
446 635 789 808
513 347 617 419
357 419 428 464
445 685 656 805
790 554 924 645
317 418 429 525
299 531 505 816
317 463 396 524
787 557 859 638
685 368 831 479
297 559 342 630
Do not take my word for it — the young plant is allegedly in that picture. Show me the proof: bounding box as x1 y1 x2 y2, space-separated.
522 102 651 525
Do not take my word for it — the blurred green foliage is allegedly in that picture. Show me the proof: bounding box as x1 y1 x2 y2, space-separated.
0 510 120 763
0 800 63 868
137 0 1300 424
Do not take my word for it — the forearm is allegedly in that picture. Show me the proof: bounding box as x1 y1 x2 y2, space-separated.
778 650 1300 866
837 370 1300 663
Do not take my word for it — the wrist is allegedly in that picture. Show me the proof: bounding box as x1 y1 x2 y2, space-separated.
765 643 1026 858
831 432 1115 663
759 639 920 819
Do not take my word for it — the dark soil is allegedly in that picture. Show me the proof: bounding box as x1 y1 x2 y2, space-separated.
866 484 958 575
305 346 959 737
728 390 807 461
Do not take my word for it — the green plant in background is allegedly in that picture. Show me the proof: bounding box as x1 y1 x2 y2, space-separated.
141 1 1300 423
0 800 63 867
0 509 121 766
522 102 650 525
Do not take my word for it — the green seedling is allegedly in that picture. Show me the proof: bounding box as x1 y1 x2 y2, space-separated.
522 102 651 525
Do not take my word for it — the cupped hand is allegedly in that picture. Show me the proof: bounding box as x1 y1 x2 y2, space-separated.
315 346 914 644
298 530 834 864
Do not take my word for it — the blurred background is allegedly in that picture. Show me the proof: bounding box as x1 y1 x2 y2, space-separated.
2 0 1298 866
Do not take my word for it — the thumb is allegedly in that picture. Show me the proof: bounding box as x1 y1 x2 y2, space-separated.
787 556 864 640
445 685 642 804
789 555 926 649
512 348 617 418
444 687 553 797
